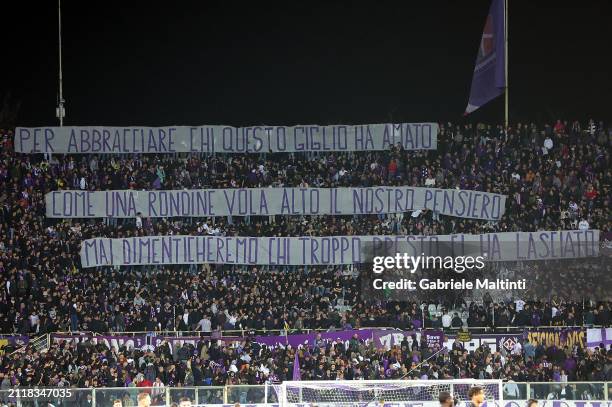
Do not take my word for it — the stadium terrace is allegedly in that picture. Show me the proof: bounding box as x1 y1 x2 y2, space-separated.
3 0 612 401
1 117 610 391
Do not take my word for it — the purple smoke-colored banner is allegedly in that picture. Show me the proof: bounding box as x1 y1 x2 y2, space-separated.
49 329 446 354
150 329 444 353
0 336 29 354
51 333 147 352
152 330 390 351
252 329 443 350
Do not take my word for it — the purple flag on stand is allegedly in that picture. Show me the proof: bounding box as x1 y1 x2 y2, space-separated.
292 351 301 381
465 0 506 115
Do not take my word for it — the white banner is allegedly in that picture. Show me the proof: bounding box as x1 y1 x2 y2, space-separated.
80 230 600 268
14 123 437 154
47 187 506 221
587 327 612 349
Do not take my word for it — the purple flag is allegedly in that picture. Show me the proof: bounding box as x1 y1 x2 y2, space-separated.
465 0 506 115
292 351 301 381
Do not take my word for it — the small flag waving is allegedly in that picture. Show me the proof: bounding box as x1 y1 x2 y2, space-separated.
292 351 301 381
465 0 506 115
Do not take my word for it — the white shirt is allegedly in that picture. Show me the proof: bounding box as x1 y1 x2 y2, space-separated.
552 306 559 318
441 314 452 328
29 314 40 327
578 220 589 230
152 380 165 397
511 341 522 355
505 382 520 397
515 299 525 312
133 295 145 307
544 137 553 151
428 303 438 316
197 318 212 332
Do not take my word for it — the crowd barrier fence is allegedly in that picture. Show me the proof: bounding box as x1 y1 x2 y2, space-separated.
0 382 609 406
3 324 609 340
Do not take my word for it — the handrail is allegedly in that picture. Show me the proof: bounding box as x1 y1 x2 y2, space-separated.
0 382 607 388
0 382 609 407
2 324 610 340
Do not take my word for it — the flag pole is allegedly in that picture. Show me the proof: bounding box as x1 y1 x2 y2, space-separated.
504 0 509 129
57 0 65 126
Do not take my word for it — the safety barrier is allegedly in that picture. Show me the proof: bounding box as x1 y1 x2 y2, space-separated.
0 382 609 406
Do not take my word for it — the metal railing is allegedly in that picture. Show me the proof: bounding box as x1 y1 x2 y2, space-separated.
0 382 609 406
502 382 610 401
28 333 50 352
16 324 610 338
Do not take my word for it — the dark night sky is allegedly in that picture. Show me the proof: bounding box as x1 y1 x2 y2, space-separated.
2 1 611 127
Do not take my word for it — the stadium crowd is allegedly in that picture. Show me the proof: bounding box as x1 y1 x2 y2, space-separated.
0 120 610 390
0 262 610 335
1 330 611 393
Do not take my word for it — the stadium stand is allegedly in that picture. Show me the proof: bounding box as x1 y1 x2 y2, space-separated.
0 121 610 395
